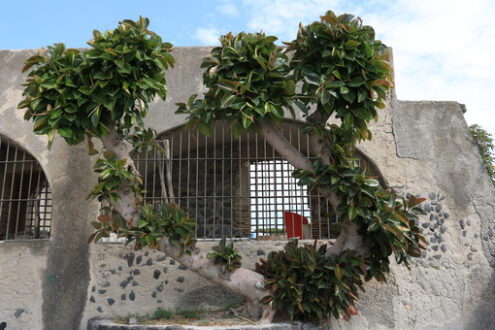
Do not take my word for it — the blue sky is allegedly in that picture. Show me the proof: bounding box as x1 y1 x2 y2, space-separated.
2 0 495 139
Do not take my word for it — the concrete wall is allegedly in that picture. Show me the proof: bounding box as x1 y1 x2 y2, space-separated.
0 48 494 330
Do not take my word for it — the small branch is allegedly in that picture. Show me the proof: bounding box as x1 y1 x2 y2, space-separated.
257 120 313 171
257 120 341 212
158 158 170 204
164 140 176 202
307 106 331 166
231 308 256 324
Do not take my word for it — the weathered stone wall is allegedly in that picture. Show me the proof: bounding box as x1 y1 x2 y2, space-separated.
0 48 494 330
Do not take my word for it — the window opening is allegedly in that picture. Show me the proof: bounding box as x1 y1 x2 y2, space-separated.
132 121 338 240
0 136 52 240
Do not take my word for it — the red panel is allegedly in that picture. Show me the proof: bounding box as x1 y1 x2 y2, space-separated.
284 211 309 239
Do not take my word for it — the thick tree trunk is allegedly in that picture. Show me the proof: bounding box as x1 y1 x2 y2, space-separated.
98 119 368 323
257 119 368 256
100 125 140 227
98 126 274 322
159 238 274 322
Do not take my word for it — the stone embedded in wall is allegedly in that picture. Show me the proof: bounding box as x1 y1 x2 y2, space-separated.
13 309 24 318
120 279 130 289
123 252 135 267
417 192 452 261
89 247 201 315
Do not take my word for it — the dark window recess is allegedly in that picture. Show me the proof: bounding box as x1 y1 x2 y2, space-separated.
0 136 52 240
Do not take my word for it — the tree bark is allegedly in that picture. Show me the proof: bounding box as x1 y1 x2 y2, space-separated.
98 119 368 323
98 126 274 322
257 119 368 256
100 125 140 227
159 238 274 322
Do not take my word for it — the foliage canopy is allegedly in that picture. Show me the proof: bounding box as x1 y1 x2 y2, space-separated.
19 12 427 324
19 17 174 148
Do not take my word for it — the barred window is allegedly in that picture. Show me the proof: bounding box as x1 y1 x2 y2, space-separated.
133 121 337 240
0 135 52 240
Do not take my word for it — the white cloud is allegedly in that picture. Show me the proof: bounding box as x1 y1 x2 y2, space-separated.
218 1 239 16
240 0 495 136
356 0 495 135
241 0 342 40
193 27 221 46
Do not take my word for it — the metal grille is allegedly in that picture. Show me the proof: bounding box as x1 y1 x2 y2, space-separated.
133 121 336 240
0 135 52 240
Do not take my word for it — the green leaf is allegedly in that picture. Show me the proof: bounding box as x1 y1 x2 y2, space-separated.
285 79 296 95
364 42 372 58
319 89 330 105
303 72 321 86
269 104 284 119
348 206 357 220
325 80 345 88
335 266 343 281
293 100 308 114
220 94 236 108
58 127 72 138
345 40 359 49
199 122 213 136
241 115 251 129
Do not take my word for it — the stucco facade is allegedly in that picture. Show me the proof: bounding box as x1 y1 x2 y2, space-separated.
0 48 494 330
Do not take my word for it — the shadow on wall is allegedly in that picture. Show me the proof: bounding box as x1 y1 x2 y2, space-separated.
465 268 495 330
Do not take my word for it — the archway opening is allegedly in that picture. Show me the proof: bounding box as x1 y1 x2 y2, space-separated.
0 135 52 240
132 120 382 240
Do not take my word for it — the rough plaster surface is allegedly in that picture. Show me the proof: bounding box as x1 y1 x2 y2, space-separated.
0 49 494 330
0 241 48 329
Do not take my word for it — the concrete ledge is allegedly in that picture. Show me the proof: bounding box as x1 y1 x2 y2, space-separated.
88 319 327 330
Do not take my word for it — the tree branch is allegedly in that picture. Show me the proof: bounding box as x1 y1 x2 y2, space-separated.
100 125 140 227
257 119 341 212
159 238 274 322
100 125 274 322
257 119 368 256
257 120 313 171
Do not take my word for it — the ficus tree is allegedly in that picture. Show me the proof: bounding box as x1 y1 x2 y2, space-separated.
19 12 427 324
469 124 495 185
